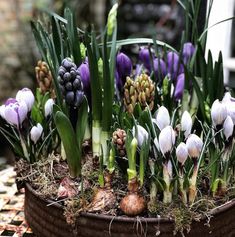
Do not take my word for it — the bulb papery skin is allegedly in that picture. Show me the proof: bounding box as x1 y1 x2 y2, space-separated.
181 111 192 139
159 125 176 156
155 106 170 131
176 142 188 165
211 99 227 126
186 134 203 158
44 99 54 117
132 125 149 146
223 115 234 141
30 123 43 144
16 88 35 112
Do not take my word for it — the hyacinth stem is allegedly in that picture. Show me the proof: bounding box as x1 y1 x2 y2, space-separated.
61 142 66 160
92 120 102 157
127 138 138 182
163 162 172 204
101 131 109 165
189 160 198 204
19 132 30 162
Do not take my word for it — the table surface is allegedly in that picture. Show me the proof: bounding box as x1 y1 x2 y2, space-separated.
0 166 34 237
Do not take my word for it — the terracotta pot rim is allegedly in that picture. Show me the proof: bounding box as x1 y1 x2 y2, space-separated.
25 183 235 224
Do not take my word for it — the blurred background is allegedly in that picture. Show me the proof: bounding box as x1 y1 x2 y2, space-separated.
1 0 233 165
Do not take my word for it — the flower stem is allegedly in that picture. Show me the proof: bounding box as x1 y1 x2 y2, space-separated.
163 161 172 204
189 160 198 204
19 132 30 162
101 130 109 165
92 120 102 157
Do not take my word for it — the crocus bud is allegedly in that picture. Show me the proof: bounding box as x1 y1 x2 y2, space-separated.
211 99 227 127
139 47 154 72
3 98 28 128
30 123 43 144
222 92 235 124
167 52 184 82
176 142 188 165
116 52 132 86
181 111 192 139
174 73 185 101
223 116 233 141
16 88 35 112
182 42 195 65
186 134 203 158
78 62 90 102
132 125 149 146
155 106 170 131
44 98 54 117
153 58 166 81
159 125 175 156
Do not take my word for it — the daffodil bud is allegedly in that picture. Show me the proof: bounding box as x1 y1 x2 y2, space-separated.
132 125 149 146
211 99 227 127
3 98 28 128
155 106 170 131
44 99 54 117
30 123 43 144
186 134 203 158
181 111 192 139
176 142 188 165
159 125 175 156
223 116 233 141
16 88 35 112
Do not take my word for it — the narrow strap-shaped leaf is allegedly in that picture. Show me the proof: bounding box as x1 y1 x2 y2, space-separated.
76 97 88 149
54 111 81 177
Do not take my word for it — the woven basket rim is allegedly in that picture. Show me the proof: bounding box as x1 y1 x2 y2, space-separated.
25 182 235 224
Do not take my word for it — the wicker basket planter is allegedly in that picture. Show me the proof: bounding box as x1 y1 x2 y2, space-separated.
24 183 235 237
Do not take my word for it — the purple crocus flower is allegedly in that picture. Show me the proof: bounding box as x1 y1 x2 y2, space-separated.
78 62 90 104
116 52 132 86
174 73 185 101
153 58 167 81
182 42 195 65
167 52 184 82
139 47 154 72
1 98 28 128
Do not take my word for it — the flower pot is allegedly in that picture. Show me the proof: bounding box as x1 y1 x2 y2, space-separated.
24 183 235 237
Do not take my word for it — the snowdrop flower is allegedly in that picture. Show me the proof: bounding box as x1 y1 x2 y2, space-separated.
155 106 170 131
181 111 192 139
2 98 28 128
211 99 227 127
186 134 203 158
159 126 175 156
132 125 149 146
30 123 43 144
223 116 233 141
16 88 35 112
44 98 54 117
176 142 188 165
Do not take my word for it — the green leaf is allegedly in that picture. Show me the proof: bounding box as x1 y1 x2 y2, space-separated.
54 111 81 177
76 97 88 149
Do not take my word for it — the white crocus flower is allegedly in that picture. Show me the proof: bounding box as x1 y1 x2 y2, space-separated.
44 98 55 117
211 99 227 127
181 111 192 139
222 92 235 124
176 142 188 165
132 125 149 146
223 116 234 141
159 125 175 156
16 88 35 112
30 123 43 144
186 134 203 158
155 106 170 131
